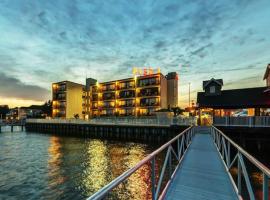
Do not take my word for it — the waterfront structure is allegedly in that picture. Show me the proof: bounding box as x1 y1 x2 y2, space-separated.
86 72 178 117
87 126 269 200
52 81 84 118
197 65 270 118
263 63 270 89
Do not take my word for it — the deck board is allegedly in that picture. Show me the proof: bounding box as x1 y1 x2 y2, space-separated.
164 128 238 200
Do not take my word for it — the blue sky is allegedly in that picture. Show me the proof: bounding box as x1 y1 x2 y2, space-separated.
0 0 269 107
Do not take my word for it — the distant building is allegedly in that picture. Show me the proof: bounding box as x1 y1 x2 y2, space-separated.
52 81 84 118
263 63 270 88
52 71 179 119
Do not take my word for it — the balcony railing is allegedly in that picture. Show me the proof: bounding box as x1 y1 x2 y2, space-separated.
137 80 160 87
140 100 159 107
118 104 135 108
117 85 135 90
138 91 159 97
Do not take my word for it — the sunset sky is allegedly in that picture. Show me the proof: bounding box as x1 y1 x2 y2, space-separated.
0 0 269 108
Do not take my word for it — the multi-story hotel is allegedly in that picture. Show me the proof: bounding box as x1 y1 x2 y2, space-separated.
52 71 178 119
83 72 178 118
52 81 84 118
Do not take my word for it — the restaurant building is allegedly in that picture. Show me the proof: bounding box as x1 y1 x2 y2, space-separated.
197 64 270 119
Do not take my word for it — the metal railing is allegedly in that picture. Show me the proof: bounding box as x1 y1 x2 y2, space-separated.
87 126 195 200
213 116 270 127
211 126 270 200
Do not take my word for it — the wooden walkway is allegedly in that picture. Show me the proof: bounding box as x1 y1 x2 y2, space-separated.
164 128 238 200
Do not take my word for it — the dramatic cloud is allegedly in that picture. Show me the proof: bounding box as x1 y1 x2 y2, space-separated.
0 0 269 106
0 72 50 101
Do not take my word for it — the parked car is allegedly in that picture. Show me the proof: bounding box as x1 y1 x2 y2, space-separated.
233 110 248 117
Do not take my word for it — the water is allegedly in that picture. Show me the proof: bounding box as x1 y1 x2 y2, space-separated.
0 130 161 200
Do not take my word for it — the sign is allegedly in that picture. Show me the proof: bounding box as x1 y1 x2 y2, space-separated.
132 67 161 76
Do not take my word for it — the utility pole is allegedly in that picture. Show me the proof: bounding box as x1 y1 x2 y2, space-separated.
188 82 191 108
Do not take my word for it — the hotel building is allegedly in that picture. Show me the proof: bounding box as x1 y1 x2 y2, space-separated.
84 72 178 118
52 81 84 118
52 71 178 119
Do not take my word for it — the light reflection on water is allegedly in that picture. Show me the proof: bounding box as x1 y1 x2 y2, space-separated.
0 131 160 200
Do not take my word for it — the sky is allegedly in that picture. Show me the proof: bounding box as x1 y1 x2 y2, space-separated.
0 0 270 108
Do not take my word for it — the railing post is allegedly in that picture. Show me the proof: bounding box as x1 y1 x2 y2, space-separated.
263 173 269 200
177 137 180 159
227 142 230 167
169 149 172 178
237 152 242 195
151 157 156 200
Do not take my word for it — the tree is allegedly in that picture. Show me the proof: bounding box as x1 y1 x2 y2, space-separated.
171 107 184 117
42 100 52 117
0 105 9 119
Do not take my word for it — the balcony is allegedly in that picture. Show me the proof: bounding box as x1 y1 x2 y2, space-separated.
118 103 135 108
117 81 135 90
92 86 98 93
137 78 160 87
103 103 115 108
53 84 66 92
53 94 66 101
101 84 115 92
137 88 159 97
92 94 98 101
102 93 115 100
118 90 135 99
140 98 159 107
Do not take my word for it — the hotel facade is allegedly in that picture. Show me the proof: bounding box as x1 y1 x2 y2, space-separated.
52 71 178 119
52 81 84 118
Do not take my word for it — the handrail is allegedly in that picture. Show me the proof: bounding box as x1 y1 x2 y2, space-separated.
212 126 270 177
211 126 270 200
87 126 194 200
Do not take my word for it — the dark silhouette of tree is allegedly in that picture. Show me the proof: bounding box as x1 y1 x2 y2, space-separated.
171 107 184 117
0 105 9 118
41 100 52 117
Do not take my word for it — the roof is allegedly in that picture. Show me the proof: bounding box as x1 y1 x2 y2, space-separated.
197 86 270 109
203 78 223 89
263 64 270 80
53 80 84 87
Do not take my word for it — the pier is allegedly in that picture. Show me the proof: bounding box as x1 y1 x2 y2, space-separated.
25 118 195 142
0 121 25 133
87 126 270 200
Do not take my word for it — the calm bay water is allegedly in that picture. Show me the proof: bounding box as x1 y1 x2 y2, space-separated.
0 130 161 200
1 128 269 200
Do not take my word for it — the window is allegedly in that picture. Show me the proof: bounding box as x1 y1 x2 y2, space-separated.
210 86 216 93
